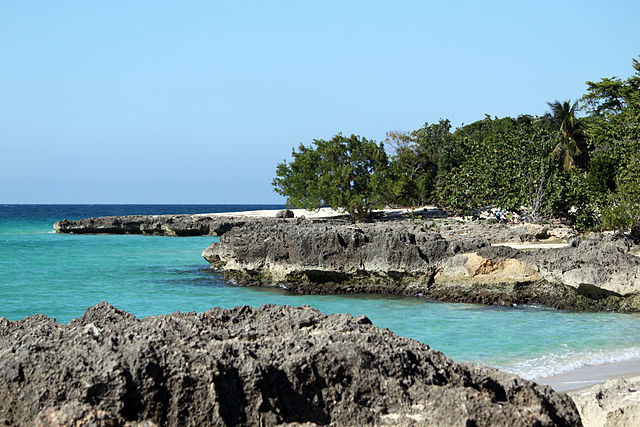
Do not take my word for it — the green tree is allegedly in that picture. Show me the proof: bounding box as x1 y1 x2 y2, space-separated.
582 56 640 115
385 119 456 207
273 134 389 222
582 55 640 231
432 114 595 224
386 119 463 206
544 100 585 170
601 155 640 233
386 144 435 207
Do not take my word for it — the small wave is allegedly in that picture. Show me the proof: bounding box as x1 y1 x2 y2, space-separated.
497 346 640 379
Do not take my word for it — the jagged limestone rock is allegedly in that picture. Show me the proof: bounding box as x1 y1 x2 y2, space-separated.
0 303 580 426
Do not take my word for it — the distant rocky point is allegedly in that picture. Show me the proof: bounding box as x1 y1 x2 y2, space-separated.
51 208 435 236
0 303 580 426
53 214 277 236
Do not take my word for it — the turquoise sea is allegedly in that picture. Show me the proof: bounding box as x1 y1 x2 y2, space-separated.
2 204 640 381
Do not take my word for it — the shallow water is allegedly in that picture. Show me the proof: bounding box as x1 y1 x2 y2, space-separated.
1 204 640 380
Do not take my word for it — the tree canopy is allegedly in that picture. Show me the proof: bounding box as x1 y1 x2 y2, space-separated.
581 56 640 232
273 134 389 222
384 119 457 207
273 55 640 232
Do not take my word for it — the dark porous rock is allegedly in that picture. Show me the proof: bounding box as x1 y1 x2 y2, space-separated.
275 209 295 218
0 303 580 426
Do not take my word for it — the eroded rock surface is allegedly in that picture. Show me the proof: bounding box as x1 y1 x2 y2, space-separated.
0 303 580 426
203 220 640 311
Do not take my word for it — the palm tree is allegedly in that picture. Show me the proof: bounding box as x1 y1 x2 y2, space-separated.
545 100 585 170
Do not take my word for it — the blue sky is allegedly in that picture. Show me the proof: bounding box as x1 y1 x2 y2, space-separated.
1 1 639 203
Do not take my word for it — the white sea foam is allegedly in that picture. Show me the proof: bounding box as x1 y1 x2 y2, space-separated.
497 346 640 379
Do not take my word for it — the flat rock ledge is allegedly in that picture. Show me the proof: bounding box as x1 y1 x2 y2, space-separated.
203 220 640 312
53 214 292 236
0 303 580 426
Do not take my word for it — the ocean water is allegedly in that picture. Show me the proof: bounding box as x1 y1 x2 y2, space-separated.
2 204 640 380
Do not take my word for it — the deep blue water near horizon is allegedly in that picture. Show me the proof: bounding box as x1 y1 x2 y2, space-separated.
2 204 640 380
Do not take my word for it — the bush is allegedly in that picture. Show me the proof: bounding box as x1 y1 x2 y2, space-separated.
587 154 617 195
435 116 557 216
601 155 640 231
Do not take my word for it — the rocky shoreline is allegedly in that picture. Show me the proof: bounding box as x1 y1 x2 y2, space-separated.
44 211 640 425
0 303 580 426
203 217 640 312
54 210 640 312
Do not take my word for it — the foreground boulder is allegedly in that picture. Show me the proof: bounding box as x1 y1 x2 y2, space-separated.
203 220 640 311
0 303 580 426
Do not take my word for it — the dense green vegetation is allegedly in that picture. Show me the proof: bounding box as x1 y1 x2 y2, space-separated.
274 56 640 230
273 134 388 222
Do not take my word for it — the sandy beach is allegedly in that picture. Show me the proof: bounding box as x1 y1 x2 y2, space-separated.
194 206 431 219
567 373 640 426
195 207 348 218
527 361 640 426
533 361 640 425
536 358 640 392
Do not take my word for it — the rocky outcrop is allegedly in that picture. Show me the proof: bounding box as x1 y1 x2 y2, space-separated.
53 214 289 236
570 376 640 427
204 221 463 295
0 303 580 426
202 220 640 311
